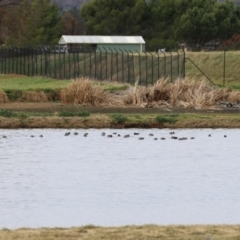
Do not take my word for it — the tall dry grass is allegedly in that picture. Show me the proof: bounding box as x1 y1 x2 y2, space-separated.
61 77 108 105
60 77 240 109
22 91 48 102
0 90 9 103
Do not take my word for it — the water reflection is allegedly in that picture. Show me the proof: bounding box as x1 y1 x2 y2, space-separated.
0 128 240 229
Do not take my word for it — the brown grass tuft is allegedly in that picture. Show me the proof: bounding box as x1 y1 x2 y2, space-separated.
22 91 48 102
61 77 108 105
60 77 240 109
0 90 9 103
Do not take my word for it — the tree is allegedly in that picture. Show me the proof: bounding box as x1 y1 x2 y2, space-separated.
174 0 240 48
62 7 85 35
80 0 145 35
3 0 62 45
0 0 22 8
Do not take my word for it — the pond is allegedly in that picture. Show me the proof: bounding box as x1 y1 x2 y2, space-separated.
0 128 240 229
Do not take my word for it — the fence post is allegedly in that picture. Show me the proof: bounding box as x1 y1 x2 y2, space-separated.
160 50 166 78
156 51 160 80
114 48 119 82
149 51 154 84
181 45 185 79
136 50 141 85
103 47 108 80
108 47 113 81
223 49 226 86
129 50 135 84
119 49 124 82
175 50 180 77
169 51 173 82
124 49 130 84
143 51 148 86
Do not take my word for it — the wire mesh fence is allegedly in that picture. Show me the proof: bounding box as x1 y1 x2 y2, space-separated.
0 46 184 86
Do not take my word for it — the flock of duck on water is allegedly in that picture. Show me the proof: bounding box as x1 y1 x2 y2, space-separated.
0 132 227 140
62 131 227 140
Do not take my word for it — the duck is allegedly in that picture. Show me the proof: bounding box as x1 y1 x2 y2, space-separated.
179 137 187 140
107 135 113 138
74 132 78 135
190 137 195 140
134 133 140 135
154 138 158 140
40 135 43 138
171 136 178 139
64 132 70 136
124 134 130 138
161 137 166 140
101 132 105 136
224 135 227 138
139 137 144 140
149 133 154 136
84 133 88 137
170 132 175 135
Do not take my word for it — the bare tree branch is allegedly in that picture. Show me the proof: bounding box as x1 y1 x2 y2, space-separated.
0 0 22 8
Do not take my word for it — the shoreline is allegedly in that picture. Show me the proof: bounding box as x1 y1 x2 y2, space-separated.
1 102 240 128
1 224 240 239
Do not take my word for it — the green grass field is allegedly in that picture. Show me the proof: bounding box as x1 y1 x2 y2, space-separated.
185 51 240 88
0 74 70 91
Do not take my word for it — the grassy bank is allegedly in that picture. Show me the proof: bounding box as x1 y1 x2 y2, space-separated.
185 51 240 88
1 225 240 240
0 110 240 128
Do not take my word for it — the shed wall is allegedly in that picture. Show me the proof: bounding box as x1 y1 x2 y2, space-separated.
97 44 145 53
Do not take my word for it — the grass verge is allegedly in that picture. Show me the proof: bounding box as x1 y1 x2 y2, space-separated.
0 110 240 128
0 225 240 240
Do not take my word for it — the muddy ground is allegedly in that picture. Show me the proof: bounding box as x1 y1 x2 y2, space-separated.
0 101 240 114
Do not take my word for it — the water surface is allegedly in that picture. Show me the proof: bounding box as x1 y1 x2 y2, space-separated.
0 128 240 229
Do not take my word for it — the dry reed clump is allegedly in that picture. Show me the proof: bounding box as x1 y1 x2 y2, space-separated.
0 90 9 103
125 78 240 109
22 91 48 102
60 76 240 109
61 77 109 105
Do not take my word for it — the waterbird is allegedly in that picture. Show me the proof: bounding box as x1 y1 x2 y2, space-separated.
190 137 195 140
149 133 154 136
74 132 78 135
154 138 158 140
30 135 34 138
40 135 43 137
113 132 117 135
224 135 227 138
107 135 113 138
171 136 178 139
134 133 140 135
124 134 130 138
64 132 70 136
170 132 175 135
139 137 144 140
161 137 166 140
2 135 7 138
101 132 105 136
208 134 211 137
118 134 121 137
84 133 88 137
179 137 187 140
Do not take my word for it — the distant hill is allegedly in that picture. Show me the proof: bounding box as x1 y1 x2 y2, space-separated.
51 0 88 10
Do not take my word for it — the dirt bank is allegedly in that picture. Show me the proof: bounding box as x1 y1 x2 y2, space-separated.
1 102 240 129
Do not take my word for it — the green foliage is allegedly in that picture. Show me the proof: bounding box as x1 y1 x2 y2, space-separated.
80 0 145 35
155 115 178 124
0 109 17 117
111 114 127 124
58 111 90 117
174 0 240 47
3 0 62 46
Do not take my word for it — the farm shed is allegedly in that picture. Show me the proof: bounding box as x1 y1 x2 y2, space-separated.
58 35 145 53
